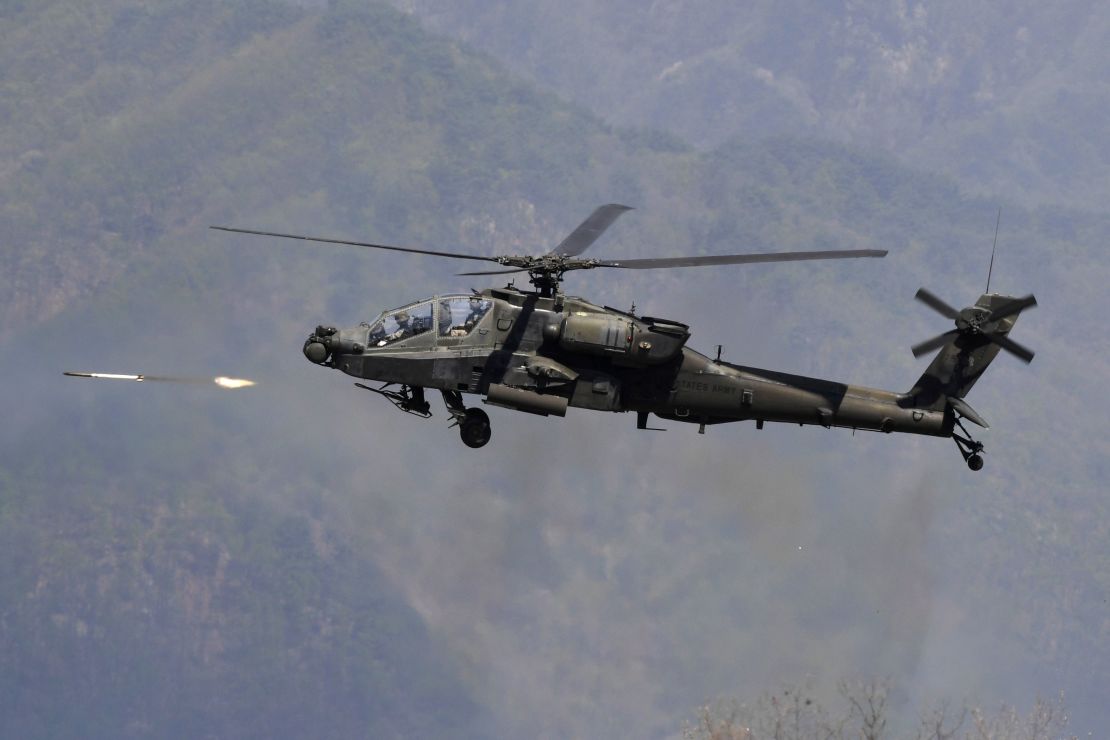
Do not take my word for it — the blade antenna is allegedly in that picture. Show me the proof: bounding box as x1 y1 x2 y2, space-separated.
986 207 1001 294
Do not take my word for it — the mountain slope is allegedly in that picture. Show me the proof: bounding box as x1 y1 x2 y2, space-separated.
0 417 489 738
390 0 1110 212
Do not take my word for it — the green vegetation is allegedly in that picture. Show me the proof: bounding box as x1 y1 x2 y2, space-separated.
685 681 1071 740
0 390 488 738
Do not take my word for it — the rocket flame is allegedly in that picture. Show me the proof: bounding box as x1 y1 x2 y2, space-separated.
214 377 255 389
66 372 256 389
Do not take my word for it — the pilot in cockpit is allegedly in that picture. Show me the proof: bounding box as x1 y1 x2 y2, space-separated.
465 297 487 329
436 297 492 339
440 299 468 337
385 311 411 343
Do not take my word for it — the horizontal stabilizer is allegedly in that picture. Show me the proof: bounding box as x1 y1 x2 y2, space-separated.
949 397 989 428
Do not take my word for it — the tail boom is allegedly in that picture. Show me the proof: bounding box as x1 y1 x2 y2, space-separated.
640 350 953 437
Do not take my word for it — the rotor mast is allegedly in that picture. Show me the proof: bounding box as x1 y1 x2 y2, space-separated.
529 265 562 298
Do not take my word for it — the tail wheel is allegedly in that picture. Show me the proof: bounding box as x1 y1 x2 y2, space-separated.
460 408 491 448
952 416 986 472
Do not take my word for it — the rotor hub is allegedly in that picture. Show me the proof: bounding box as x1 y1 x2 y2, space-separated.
912 288 1037 364
493 254 603 295
956 306 991 333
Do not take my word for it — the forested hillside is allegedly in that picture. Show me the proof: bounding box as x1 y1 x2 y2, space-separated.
0 404 489 738
391 0 1110 212
1 1 1108 737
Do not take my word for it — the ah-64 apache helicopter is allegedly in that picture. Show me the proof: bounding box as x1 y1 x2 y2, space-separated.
200 204 1033 469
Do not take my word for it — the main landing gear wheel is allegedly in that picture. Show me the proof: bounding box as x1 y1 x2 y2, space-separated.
952 416 986 472
460 408 492 448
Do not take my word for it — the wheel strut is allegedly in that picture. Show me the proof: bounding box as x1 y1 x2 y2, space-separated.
952 416 985 471
440 390 492 448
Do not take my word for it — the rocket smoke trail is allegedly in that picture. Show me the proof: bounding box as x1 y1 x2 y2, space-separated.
64 372 256 389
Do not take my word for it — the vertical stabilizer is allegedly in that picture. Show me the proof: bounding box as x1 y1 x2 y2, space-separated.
908 292 1035 410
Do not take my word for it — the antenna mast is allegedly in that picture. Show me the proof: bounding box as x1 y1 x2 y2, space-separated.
986 207 1001 293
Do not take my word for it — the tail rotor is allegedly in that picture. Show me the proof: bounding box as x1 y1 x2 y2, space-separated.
908 287 1037 471
912 288 1037 364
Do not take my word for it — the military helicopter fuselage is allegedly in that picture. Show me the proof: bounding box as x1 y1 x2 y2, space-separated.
212 204 1036 469
305 284 1025 460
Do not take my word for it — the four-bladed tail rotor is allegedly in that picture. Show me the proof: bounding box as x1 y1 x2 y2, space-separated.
911 288 1037 363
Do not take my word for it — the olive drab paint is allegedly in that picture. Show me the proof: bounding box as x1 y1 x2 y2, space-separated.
213 205 1036 469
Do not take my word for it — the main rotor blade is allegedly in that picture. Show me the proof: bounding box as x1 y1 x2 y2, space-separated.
911 329 959 358
210 226 499 263
986 294 1037 323
914 288 961 321
456 268 528 276
548 204 633 257
984 332 1036 364
595 248 886 269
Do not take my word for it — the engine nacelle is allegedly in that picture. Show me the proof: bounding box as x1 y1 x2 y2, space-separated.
633 316 690 365
556 314 633 355
546 313 689 366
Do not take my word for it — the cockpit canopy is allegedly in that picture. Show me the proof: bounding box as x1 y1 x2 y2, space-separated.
367 295 492 347
438 295 493 338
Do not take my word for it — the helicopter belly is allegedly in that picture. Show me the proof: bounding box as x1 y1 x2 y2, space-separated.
567 372 621 411
339 352 440 388
429 354 489 393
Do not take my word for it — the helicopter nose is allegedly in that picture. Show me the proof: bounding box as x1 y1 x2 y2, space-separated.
304 325 336 365
304 338 328 364
305 325 367 365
